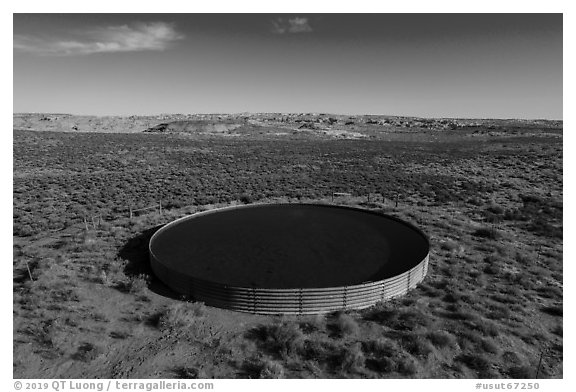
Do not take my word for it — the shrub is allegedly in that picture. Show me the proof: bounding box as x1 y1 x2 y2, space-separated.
239 193 254 204
400 333 433 357
487 204 504 215
484 264 502 275
364 306 399 324
467 196 483 206
173 366 207 379
489 293 517 305
445 306 479 322
362 338 398 357
469 319 500 337
259 359 286 379
15 224 35 237
110 271 150 294
417 283 443 298
339 342 365 373
300 336 339 361
299 314 326 333
440 240 459 252
527 219 562 239
501 351 522 364
426 331 456 348
369 357 396 373
302 360 323 377
397 356 418 375
254 322 305 358
396 309 432 330
109 330 130 339
241 356 285 379
127 274 150 294
473 227 501 240
515 251 531 264
486 305 511 321
81 231 99 247
541 305 562 317
158 302 207 330
480 338 500 354
333 313 360 336
507 366 533 379
71 342 101 362
536 286 562 300
456 353 492 374
443 291 462 304
366 307 431 331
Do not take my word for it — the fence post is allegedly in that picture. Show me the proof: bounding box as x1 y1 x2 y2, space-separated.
25 261 34 281
159 200 162 215
83 217 89 231
129 206 133 219
536 349 545 378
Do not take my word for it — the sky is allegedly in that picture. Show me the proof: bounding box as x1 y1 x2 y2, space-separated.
13 14 563 119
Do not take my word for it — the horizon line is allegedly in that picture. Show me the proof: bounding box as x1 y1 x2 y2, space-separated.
13 112 563 122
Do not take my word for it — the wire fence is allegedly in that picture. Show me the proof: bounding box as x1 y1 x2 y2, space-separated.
77 201 164 231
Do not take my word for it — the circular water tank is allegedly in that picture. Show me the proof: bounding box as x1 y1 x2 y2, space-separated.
150 203 429 314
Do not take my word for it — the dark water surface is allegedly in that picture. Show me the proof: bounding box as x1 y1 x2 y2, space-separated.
150 204 429 289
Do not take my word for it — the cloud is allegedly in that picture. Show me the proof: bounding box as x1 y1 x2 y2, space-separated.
14 22 184 55
271 17 313 34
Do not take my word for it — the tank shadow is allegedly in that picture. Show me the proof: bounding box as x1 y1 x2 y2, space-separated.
117 224 182 300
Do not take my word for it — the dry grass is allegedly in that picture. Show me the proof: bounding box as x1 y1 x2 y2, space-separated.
332 313 360 336
158 302 207 330
13 124 562 378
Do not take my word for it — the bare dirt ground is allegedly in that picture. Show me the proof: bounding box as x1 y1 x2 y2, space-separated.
13 114 562 378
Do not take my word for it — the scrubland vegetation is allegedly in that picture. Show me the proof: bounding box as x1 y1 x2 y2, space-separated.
13 121 562 378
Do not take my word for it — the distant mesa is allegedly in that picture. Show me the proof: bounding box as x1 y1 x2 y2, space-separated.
144 120 243 134
12 113 563 137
